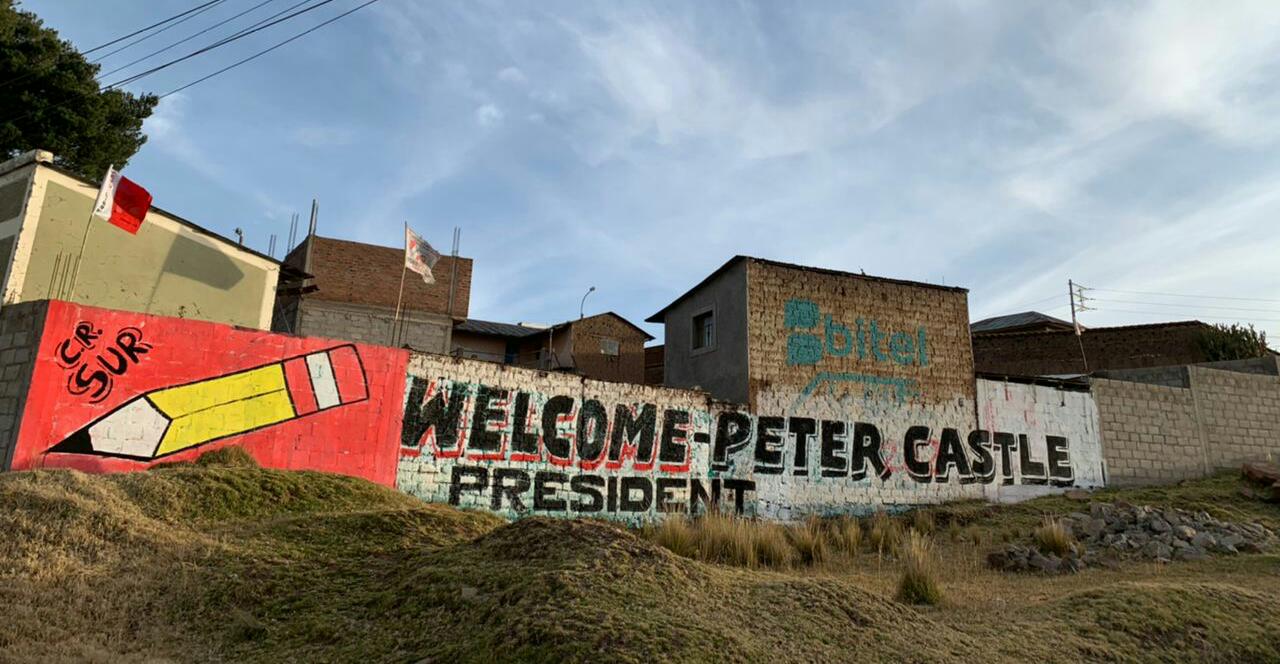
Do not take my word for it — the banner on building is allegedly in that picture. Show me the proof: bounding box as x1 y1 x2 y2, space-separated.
92 165 151 235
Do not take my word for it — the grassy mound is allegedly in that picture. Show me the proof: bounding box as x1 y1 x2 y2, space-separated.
2 465 1278 662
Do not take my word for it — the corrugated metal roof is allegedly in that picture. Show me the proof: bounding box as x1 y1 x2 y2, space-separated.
970 311 1073 333
454 319 544 338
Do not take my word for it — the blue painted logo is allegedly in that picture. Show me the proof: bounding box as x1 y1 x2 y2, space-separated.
784 298 929 368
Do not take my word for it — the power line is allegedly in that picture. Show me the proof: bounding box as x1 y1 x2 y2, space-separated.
160 0 382 98
81 1 225 56
103 0 343 91
90 1 228 63
0 0 225 90
98 0 284 81
1085 286 1280 304
1099 309 1280 323
1090 298 1278 314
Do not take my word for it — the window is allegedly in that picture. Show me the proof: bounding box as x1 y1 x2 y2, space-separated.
692 310 714 350
599 337 620 356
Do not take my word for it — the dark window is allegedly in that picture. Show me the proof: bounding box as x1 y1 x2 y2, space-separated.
692 311 714 350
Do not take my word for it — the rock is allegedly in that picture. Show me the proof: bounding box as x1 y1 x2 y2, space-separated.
1220 533 1245 549
1171 538 1190 549
1173 525 1196 541
1090 503 1112 519
1083 518 1107 539
1142 541 1173 560
1149 517 1171 534
1029 552 1062 574
1242 462 1280 485
1240 488 1259 500
1191 532 1217 550
1176 546 1208 562
1064 489 1090 501
1067 511 1090 523
1162 509 1183 527
1239 541 1263 554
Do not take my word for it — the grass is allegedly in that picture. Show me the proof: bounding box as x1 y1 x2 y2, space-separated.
896 531 943 605
1035 517 1076 556
2 462 1279 662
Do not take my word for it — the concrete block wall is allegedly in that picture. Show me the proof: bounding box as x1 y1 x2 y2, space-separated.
1191 366 1280 469
1094 365 1280 486
0 301 47 470
298 299 451 354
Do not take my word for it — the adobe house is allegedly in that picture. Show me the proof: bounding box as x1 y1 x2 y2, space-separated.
646 255 974 410
972 319 1218 377
0 150 302 330
452 312 653 384
275 235 472 353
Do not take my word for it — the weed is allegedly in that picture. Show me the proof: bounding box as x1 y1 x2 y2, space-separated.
909 509 935 535
896 531 943 606
1035 517 1076 556
827 517 863 556
787 517 830 565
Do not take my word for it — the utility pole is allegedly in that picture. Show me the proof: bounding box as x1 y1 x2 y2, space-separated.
1069 279 1090 373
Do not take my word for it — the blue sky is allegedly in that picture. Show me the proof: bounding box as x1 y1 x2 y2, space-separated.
24 0 1280 340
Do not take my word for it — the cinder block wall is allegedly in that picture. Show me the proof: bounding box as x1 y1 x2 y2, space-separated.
1092 378 1205 485
298 299 451 354
0 301 49 470
1094 365 1280 486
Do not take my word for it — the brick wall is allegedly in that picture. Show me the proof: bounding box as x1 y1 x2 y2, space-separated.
644 345 664 385
974 322 1210 376
568 314 647 384
746 260 975 413
0 301 47 470
298 299 452 354
284 236 472 319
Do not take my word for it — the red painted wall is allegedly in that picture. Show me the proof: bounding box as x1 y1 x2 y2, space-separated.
10 300 408 485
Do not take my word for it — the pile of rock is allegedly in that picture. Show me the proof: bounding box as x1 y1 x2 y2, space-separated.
1242 462 1280 502
987 501 1275 574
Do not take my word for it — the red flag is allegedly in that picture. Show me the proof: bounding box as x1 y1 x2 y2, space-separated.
92 166 152 234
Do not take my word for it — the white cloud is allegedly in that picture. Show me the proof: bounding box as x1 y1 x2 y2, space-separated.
474 103 504 127
497 66 526 84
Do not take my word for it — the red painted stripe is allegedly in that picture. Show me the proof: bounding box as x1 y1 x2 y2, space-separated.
328 345 368 404
284 357 318 416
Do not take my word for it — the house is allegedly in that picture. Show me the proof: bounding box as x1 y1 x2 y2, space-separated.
970 311 1074 334
972 320 1217 377
644 344 665 385
451 312 653 384
275 235 472 353
646 255 973 409
0 150 302 329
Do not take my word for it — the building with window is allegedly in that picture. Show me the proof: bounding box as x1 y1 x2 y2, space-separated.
647 255 973 409
451 312 652 384
0 150 303 330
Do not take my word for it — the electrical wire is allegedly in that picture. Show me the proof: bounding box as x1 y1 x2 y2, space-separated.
159 0 382 98
1085 286 1280 304
89 1 227 63
1090 298 1278 314
82 1 226 56
98 0 284 81
102 0 344 90
1099 309 1280 323
0 0 225 90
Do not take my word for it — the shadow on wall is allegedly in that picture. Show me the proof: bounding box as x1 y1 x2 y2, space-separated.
161 234 245 290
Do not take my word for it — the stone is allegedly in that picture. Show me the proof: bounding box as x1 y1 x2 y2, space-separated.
1173 525 1196 541
1142 541 1173 560
1089 502 1112 519
1241 462 1280 485
1083 518 1107 539
1176 546 1208 562
1162 509 1182 527
1149 517 1171 534
1028 552 1062 574
1191 532 1217 550
1064 489 1090 501
1220 533 1245 549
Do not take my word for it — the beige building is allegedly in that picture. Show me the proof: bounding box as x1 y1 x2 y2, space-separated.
0 150 297 329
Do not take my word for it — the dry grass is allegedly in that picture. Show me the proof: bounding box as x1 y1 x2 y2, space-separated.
1035 517 1076 556
909 508 935 535
786 516 830 565
867 510 903 555
826 516 863 556
896 530 944 606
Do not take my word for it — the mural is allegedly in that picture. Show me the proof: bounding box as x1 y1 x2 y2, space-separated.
394 358 1104 521
10 301 406 485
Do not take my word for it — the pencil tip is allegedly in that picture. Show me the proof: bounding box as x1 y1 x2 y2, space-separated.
47 427 93 455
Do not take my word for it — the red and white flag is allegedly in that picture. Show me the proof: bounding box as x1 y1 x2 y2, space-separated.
405 225 442 284
92 165 151 235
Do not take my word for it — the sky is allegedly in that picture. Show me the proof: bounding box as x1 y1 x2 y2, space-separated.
22 0 1280 341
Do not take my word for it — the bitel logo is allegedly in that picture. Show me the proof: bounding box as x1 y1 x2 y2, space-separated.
784 299 930 368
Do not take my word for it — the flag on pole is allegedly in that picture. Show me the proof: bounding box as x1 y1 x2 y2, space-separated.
91 165 152 234
404 225 442 284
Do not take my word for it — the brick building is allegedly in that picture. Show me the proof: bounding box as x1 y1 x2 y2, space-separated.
972 320 1214 377
274 235 472 352
451 312 652 384
647 256 974 410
